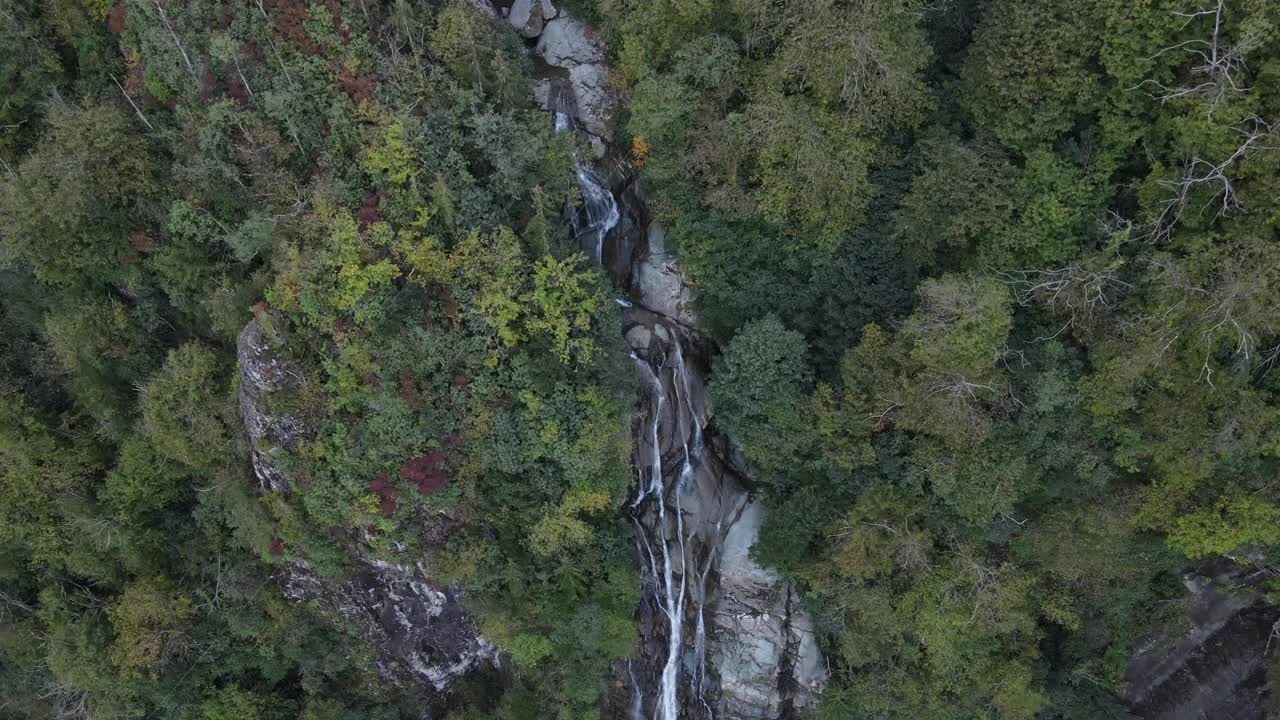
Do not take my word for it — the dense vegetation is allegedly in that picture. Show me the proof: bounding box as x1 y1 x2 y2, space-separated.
1 1 635 717
1 1 1278 720
597 0 1280 717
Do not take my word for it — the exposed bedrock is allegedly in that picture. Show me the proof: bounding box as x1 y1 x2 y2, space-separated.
1123 565 1279 720
236 315 497 699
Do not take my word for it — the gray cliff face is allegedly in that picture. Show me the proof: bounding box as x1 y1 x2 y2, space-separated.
236 315 496 698
1123 566 1279 720
619 242 827 720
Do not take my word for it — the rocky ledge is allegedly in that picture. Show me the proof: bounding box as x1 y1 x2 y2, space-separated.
237 314 496 698
279 559 497 691
1123 565 1280 720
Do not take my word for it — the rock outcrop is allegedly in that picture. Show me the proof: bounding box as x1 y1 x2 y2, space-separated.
279 559 497 691
531 13 615 137
714 502 827 718
633 223 696 327
507 0 545 37
237 315 497 698
1123 566 1279 720
237 314 305 493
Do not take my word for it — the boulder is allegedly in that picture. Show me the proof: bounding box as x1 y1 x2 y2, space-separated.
464 0 496 18
507 0 543 38
537 15 602 66
535 15 615 136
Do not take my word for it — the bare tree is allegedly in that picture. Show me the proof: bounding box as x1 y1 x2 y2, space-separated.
153 1 197 84
38 684 92 720
999 262 1132 330
1128 0 1258 114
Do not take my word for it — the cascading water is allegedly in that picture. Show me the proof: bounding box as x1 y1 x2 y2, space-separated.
535 19 826 719
552 100 619 264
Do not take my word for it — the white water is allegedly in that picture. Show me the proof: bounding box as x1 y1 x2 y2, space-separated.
630 321 723 720
631 355 686 720
553 111 620 263
551 105 710 720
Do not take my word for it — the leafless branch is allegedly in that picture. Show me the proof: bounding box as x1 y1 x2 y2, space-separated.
1141 116 1277 242
154 1 197 83
1127 0 1255 115
110 74 153 131
998 263 1131 328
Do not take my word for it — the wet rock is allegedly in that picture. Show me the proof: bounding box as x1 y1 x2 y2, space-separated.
604 210 642 285
634 223 696 326
713 501 828 719
1123 566 1279 720
237 314 305 493
279 559 498 691
624 317 826 720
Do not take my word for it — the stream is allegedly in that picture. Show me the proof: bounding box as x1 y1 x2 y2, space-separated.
533 8 828 717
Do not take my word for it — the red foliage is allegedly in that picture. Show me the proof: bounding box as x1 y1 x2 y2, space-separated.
223 65 251 108
198 70 220 104
130 231 154 252
269 537 285 556
338 68 379 103
369 474 399 514
398 368 420 408
107 1 128 33
356 190 384 229
217 2 235 30
122 231 154 265
451 374 469 387
325 0 351 41
356 205 380 229
263 0 320 54
401 452 449 495
438 287 460 321
240 42 265 66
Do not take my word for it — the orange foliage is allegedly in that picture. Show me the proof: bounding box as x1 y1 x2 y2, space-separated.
631 135 649 168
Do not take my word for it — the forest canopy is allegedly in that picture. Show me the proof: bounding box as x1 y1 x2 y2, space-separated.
1 0 1279 719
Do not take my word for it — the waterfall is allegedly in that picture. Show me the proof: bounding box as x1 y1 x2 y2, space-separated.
630 353 689 720
552 110 619 264
535 37 826 719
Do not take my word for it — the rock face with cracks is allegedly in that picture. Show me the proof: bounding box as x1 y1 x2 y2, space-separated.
1122 566 1280 720
278 559 497 692
237 316 497 698
236 314 304 494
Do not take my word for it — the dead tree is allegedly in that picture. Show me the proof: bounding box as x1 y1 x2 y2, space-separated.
999 262 1132 331
1128 0 1257 115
